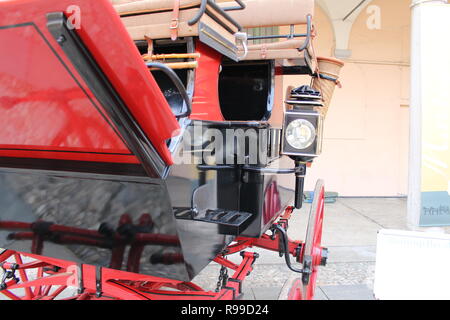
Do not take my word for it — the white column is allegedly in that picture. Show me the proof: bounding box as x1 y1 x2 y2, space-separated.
408 0 449 229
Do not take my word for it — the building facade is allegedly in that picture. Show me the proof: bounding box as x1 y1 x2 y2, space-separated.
285 0 412 196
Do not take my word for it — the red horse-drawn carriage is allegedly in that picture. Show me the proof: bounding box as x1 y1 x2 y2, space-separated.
0 0 343 300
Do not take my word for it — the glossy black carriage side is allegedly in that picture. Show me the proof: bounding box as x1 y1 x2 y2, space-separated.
171 121 294 239
0 120 293 281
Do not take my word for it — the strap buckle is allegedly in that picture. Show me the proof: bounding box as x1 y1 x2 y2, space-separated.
170 18 179 30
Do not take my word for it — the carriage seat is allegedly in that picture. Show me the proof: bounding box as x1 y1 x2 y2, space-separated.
224 0 316 72
113 0 314 38
223 0 315 65
112 0 243 60
112 0 315 65
112 0 241 39
218 0 314 28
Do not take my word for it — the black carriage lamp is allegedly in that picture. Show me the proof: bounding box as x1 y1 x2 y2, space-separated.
281 85 324 209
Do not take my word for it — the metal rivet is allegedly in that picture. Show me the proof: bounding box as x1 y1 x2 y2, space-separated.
57 35 66 44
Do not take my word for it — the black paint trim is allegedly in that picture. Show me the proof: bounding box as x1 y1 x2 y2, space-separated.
108 280 152 300
138 288 216 298
0 157 147 177
0 148 131 156
46 12 169 179
119 4 199 18
0 22 35 30
227 278 242 294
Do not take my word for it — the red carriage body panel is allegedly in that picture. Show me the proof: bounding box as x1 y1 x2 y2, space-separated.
191 42 225 121
0 0 179 166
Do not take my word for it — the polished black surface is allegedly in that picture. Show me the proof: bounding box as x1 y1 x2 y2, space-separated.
168 122 294 239
0 121 294 281
0 170 192 280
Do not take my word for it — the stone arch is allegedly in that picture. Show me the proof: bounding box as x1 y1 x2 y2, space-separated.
315 0 377 58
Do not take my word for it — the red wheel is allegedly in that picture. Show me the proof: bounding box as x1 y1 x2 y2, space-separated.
0 249 209 300
287 278 303 300
300 180 327 300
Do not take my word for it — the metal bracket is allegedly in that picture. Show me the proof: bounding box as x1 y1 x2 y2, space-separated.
77 264 84 294
235 32 248 60
0 262 19 291
301 255 312 285
199 22 239 62
95 266 103 298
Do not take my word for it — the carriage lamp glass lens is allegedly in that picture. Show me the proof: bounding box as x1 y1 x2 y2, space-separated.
285 119 316 150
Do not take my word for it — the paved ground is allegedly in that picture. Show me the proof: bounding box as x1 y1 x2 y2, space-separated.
193 197 409 300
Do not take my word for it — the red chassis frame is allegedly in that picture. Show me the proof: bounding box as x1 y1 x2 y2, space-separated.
0 188 326 301
0 208 296 300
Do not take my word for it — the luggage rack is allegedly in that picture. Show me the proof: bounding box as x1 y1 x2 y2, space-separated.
247 14 313 52
188 0 245 29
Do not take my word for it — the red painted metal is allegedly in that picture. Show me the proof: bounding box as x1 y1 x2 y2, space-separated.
287 279 304 300
0 208 310 300
213 256 239 271
263 180 282 225
227 207 302 259
0 249 257 300
0 0 179 165
0 204 325 300
191 41 225 121
301 182 326 300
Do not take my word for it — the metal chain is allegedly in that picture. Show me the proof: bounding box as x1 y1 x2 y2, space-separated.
215 265 229 292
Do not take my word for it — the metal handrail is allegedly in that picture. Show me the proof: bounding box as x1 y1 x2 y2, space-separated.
146 62 192 119
247 14 313 52
298 14 312 52
188 0 243 31
221 0 246 11
188 0 208 25
248 33 308 41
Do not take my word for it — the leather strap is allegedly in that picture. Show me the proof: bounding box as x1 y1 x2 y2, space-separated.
170 0 180 41
260 44 268 59
145 36 154 56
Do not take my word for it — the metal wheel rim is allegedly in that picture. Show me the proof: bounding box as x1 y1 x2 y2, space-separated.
301 179 325 300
